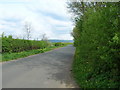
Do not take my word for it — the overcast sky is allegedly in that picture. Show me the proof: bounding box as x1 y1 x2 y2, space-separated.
0 0 74 40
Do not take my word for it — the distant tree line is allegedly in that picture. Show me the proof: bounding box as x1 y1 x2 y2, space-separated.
68 1 120 88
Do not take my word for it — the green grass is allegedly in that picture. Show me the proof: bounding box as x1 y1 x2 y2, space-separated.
1 45 68 62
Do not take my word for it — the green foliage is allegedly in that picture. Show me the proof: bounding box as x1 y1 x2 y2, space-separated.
1 34 72 62
2 48 50 61
2 35 49 53
54 42 65 46
2 42 69 62
69 2 120 88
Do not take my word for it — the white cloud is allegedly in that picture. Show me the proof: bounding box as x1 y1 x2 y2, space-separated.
0 0 74 40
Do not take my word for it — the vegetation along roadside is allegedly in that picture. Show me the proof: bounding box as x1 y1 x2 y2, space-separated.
68 2 120 88
1 35 72 62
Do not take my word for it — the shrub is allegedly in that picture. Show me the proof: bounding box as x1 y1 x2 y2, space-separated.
2 35 49 53
54 42 64 46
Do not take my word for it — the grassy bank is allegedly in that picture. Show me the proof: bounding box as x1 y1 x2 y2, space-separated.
1 45 68 62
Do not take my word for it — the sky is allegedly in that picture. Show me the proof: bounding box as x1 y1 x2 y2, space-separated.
0 0 74 40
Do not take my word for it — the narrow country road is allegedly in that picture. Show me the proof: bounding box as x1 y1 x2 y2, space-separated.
2 45 77 88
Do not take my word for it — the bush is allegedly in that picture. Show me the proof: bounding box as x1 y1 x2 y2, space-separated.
2 35 49 53
54 42 64 46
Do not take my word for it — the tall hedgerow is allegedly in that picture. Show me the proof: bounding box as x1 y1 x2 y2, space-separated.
68 2 120 88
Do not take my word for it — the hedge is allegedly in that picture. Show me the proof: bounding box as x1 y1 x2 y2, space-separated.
2 35 49 53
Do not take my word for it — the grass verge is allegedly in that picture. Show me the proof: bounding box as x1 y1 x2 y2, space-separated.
1 45 66 62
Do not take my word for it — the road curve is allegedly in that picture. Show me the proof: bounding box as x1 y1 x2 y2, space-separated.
2 45 77 88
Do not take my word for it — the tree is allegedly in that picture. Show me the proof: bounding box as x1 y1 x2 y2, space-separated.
24 22 32 40
41 34 48 41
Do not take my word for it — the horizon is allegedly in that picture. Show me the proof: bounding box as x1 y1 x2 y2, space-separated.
1 34 73 41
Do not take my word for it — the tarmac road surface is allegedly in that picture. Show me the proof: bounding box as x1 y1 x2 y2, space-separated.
2 45 77 88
